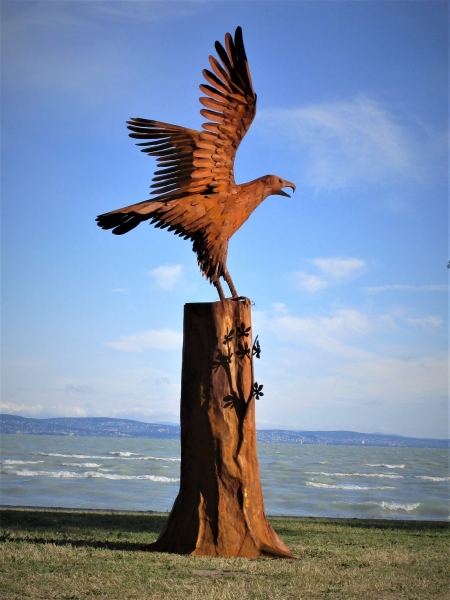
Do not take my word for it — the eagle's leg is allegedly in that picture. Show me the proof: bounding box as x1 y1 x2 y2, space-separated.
214 279 226 302
223 267 238 299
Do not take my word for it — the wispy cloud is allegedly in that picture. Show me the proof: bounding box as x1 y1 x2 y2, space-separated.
252 305 447 435
0 402 86 417
312 257 365 280
149 264 184 291
110 288 128 293
402 316 443 329
2 2 210 104
294 257 365 292
106 328 182 352
0 402 44 415
255 308 374 359
254 305 444 364
271 303 288 315
64 383 94 395
91 1 210 24
3 1 210 31
261 96 426 191
293 272 328 293
365 284 449 293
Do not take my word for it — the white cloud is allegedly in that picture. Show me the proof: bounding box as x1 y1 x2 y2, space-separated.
261 96 424 191
64 383 94 395
0 402 44 415
252 305 448 436
91 1 210 23
293 271 328 293
365 284 449 293
3 1 210 31
255 308 373 360
312 257 365 280
0 402 86 417
106 328 183 352
293 257 365 292
149 265 184 291
271 303 288 315
403 316 443 329
2 2 211 104
113 406 179 424
110 288 128 293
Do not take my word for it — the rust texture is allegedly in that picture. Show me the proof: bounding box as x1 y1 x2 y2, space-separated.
96 27 295 301
143 300 291 558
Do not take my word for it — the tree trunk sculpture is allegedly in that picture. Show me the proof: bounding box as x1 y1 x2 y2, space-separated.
145 299 291 558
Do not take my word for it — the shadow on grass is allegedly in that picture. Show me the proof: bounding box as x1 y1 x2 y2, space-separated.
0 532 157 552
298 517 449 531
0 509 168 536
271 516 449 539
1 509 447 552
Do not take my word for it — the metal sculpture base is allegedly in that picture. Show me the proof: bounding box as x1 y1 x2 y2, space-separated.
143 299 291 558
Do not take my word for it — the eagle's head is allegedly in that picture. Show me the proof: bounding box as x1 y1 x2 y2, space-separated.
262 175 296 198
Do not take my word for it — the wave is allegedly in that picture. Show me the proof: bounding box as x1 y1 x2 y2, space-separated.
108 452 140 457
39 452 110 459
3 468 179 482
62 463 102 468
380 501 420 512
415 476 450 482
334 500 420 512
306 482 395 490
38 452 180 462
366 463 405 469
305 471 402 479
3 460 44 465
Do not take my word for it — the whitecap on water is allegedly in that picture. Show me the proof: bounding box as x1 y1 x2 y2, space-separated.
62 463 102 468
108 452 140 457
4 468 179 482
333 500 420 513
38 452 180 462
415 476 450 482
306 482 395 490
380 501 420 512
305 471 402 479
3 460 44 465
366 463 405 469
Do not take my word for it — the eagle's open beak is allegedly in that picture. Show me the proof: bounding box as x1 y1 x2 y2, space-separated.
277 181 296 198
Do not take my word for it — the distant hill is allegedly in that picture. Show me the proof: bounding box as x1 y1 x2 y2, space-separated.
0 414 447 448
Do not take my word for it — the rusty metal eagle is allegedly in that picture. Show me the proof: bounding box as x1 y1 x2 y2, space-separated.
96 27 295 300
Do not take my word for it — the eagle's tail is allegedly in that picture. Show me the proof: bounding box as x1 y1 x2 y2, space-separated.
96 211 147 235
96 200 164 235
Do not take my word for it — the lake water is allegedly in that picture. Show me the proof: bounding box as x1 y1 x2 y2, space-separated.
1 434 448 520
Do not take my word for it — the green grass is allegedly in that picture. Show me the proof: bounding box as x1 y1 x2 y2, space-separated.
0 508 448 599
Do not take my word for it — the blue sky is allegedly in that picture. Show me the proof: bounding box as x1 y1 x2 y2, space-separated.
1 1 448 438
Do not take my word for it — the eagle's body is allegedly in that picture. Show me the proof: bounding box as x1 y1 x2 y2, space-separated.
96 27 295 300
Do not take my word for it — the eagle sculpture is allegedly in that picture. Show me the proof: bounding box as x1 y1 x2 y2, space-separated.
96 27 295 300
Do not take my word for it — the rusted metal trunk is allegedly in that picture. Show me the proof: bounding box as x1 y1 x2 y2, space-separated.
146 299 291 558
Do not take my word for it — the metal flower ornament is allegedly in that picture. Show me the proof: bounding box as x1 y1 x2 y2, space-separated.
96 27 295 301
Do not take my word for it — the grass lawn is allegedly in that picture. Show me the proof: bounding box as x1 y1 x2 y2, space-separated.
0 508 448 599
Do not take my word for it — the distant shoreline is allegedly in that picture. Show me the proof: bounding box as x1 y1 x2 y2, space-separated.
1 414 448 448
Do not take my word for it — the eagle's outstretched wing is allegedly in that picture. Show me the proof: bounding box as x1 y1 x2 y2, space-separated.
195 25 256 195
96 27 256 237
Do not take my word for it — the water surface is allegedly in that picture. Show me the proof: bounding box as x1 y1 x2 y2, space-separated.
1 434 448 520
